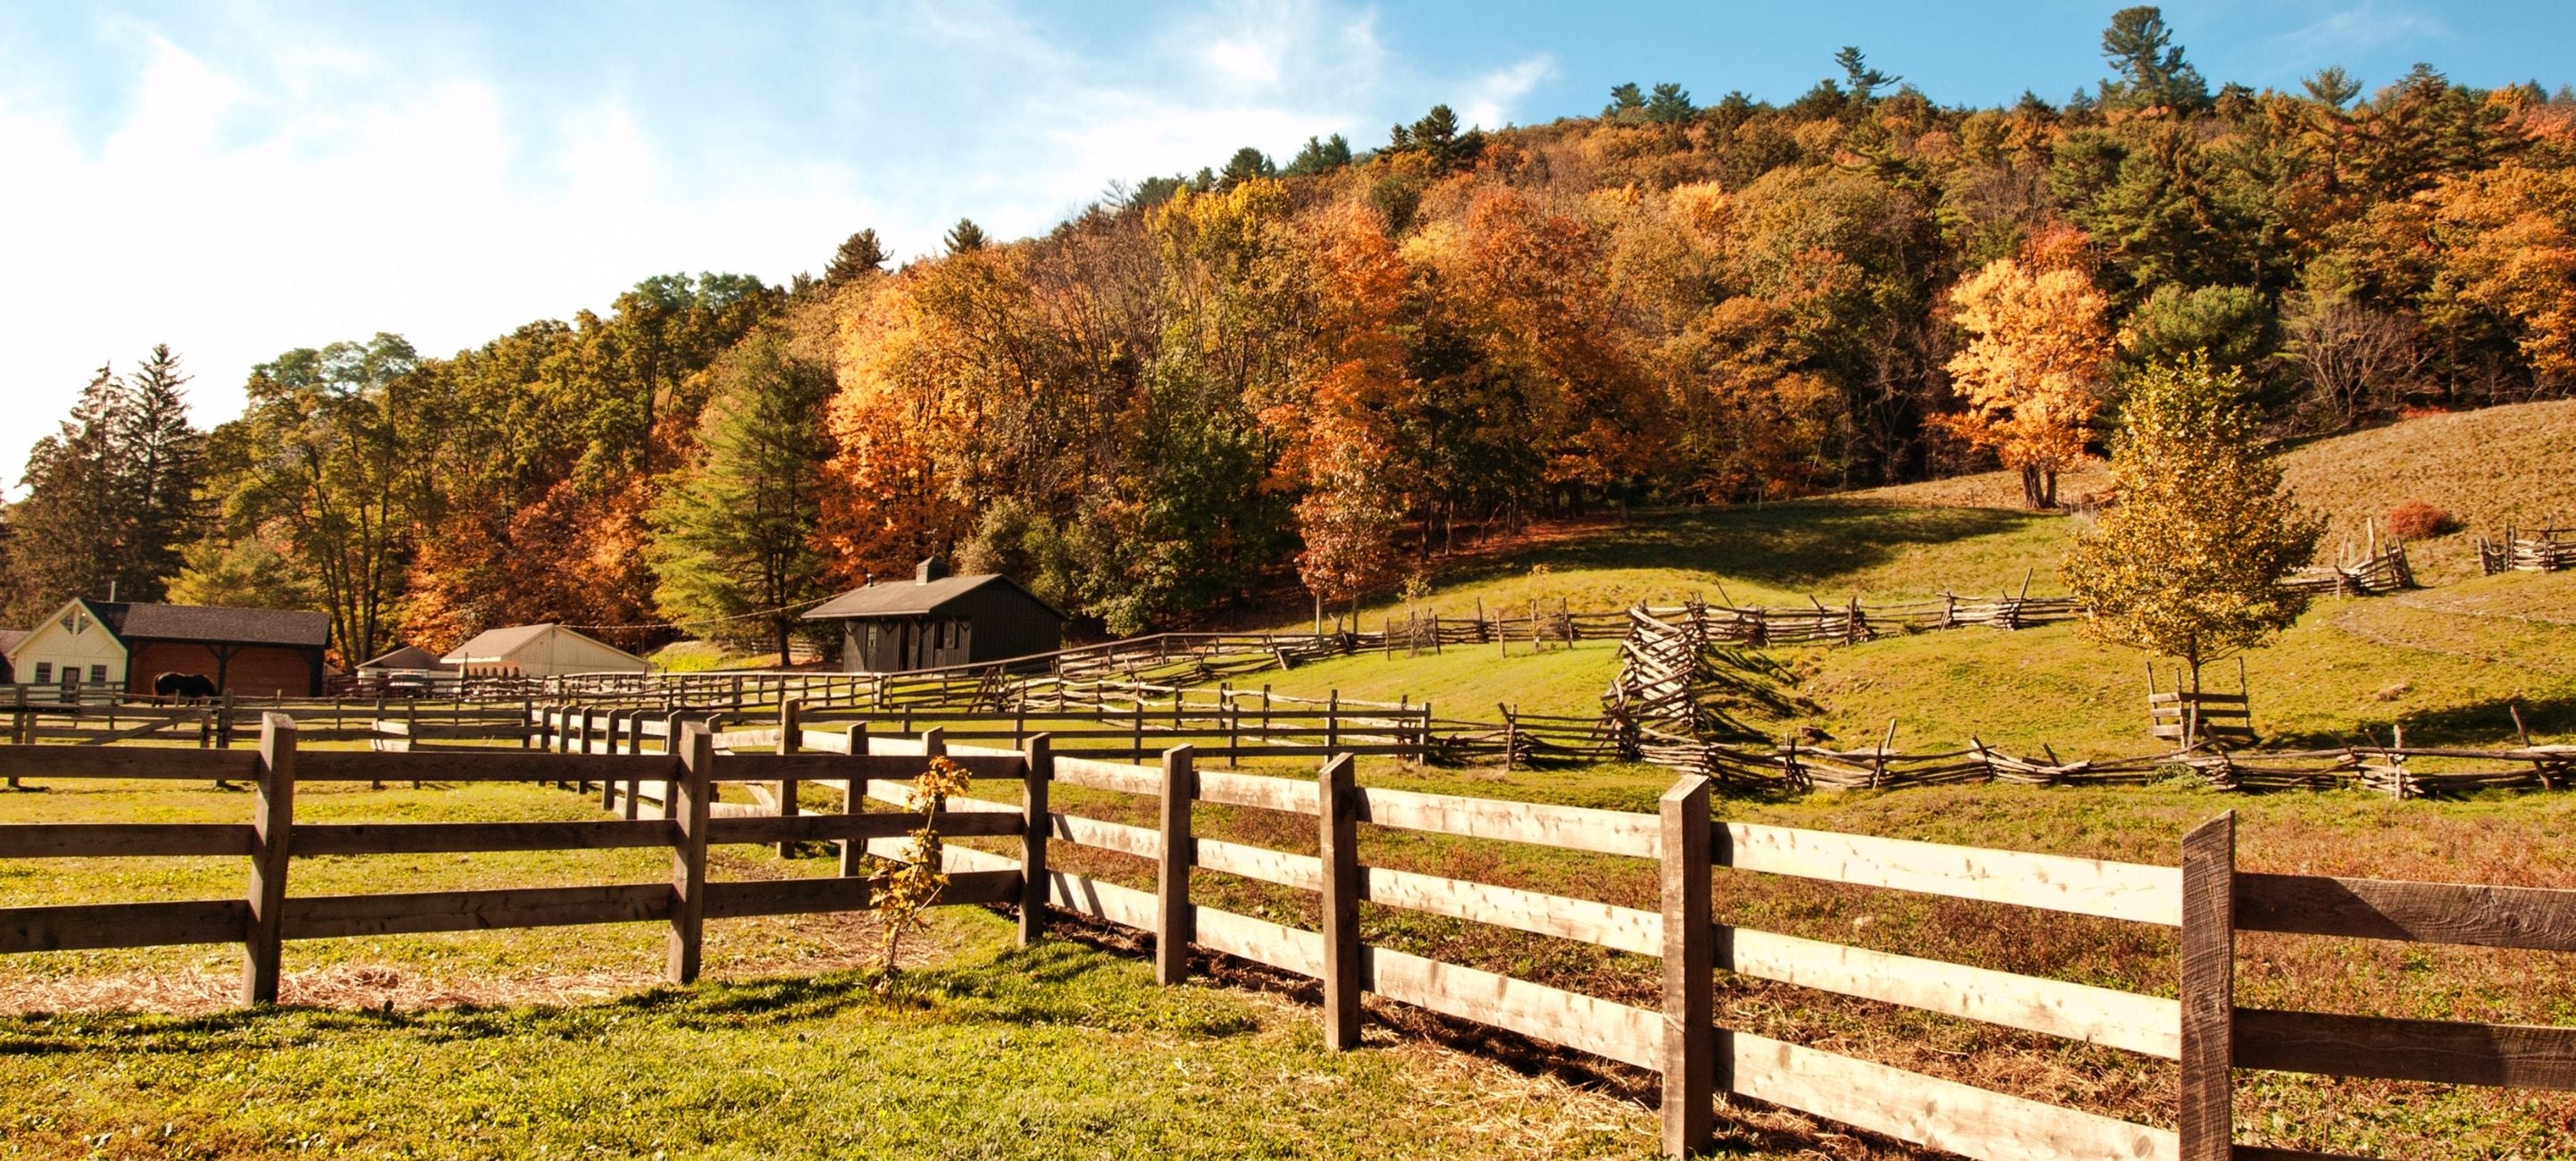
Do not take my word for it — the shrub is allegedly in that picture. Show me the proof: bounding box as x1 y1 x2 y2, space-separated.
2384 500 2455 539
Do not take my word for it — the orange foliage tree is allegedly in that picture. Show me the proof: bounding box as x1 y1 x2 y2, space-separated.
1940 230 2112 508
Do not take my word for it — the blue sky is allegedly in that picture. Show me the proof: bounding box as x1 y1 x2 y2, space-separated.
1 0 2567 477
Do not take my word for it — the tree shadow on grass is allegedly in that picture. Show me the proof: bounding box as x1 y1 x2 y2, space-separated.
1443 502 2056 594
2262 691 2576 752
0 940 1258 1057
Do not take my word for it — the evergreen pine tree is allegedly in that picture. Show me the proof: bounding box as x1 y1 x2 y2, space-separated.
646 330 837 663
114 344 205 599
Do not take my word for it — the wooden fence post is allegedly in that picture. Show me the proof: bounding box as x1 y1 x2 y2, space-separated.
242 713 297 1005
657 712 684 820
1318 752 1362 1049
667 722 715 985
841 723 872 887
1157 744 1196 985
1660 774 1714 1157
1020 732 1052 946
775 698 801 857
2179 812 2236 1161
1326 689 1341 752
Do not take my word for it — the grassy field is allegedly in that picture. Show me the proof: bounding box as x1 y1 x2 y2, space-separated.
0 913 1656 1159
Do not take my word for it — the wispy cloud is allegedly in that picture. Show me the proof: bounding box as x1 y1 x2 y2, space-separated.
0 0 1547 476
2270 2 2455 71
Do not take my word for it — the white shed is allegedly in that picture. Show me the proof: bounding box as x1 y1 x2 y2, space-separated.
439 624 650 678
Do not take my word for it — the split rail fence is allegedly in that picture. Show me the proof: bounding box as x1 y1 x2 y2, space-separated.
9 726 2572 1157
2480 524 2575 574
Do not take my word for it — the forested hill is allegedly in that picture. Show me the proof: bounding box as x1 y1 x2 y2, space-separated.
6 7 2572 664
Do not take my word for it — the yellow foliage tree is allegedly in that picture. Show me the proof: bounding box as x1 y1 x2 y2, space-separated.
1941 246 2112 509
2062 359 2322 698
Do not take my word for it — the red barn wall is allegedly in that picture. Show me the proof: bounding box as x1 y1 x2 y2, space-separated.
127 642 322 697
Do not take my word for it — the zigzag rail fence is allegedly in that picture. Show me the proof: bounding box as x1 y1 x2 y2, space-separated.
2480 523 2575 574
5 718 2573 1157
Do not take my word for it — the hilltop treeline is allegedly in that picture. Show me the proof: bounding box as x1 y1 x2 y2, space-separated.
6 8 2572 663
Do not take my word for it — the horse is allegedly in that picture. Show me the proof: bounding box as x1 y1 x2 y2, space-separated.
153 672 219 702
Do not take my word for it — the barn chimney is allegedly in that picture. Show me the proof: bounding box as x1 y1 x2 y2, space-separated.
916 556 949 584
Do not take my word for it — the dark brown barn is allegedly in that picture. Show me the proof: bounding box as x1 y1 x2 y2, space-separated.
106 603 332 697
801 558 1066 673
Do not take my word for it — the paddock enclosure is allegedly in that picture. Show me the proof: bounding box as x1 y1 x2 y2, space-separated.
4 712 2572 1159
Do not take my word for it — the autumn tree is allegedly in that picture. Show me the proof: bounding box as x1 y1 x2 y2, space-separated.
1942 235 2113 509
2062 358 2322 695
209 335 437 669
648 330 838 662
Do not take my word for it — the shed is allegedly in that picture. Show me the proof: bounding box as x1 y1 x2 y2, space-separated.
2 598 330 697
439 623 651 678
802 558 1066 672
356 644 456 674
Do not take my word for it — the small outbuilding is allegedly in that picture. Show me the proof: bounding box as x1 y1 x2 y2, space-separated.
439 624 651 679
0 630 25 684
3 598 330 697
802 558 1066 673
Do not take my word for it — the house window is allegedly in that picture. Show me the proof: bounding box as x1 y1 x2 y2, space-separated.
89 665 107 684
31 663 50 684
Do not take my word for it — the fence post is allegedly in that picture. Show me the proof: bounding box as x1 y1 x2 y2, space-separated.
1660 774 1714 1157
2179 812 2236 1161
1156 744 1196 985
1318 752 1361 1049
1418 700 1433 764
243 713 297 1005
841 722 873 885
667 722 715 985
1326 689 1341 752
1020 732 1053 946
775 698 802 857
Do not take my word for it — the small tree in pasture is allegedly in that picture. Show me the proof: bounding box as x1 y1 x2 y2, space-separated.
2062 358 2322 695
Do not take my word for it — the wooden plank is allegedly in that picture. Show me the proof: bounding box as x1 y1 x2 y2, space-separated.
0 899 249 953
297 750 650 783
703 870 1021 919
1193 904 1326 977
244 715 295 1005
1045 811 1160 858
284 883 673 939
295 820 677 856
1157 745 1194 985
1362 865 1656 953
1662 775 1714 1157
1050 755 1160 796
1357 787 1659 857
1729 927 2180 1059
1728 1031 2179 1161
1200 838 1322 890
1036 863 1159 930
706 811 1021 847
2179 813 2236 1161
1723 822 2183 925
1195 769 1321 814
0 747 260 781
2234 1008 2576 1089
2236 873 2576 952
0 823 255 858
1364 945 1663 1071
1320 754 1362 1049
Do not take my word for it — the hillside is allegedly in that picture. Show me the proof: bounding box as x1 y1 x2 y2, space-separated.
1230 404 2576 754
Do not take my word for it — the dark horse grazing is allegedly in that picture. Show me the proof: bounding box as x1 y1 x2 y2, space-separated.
154 672 218 701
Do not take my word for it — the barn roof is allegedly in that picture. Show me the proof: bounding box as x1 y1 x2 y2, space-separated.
440 623 647 666
90 601 330 648
357 644 453 672
0 630 25 656
802 572 1067 622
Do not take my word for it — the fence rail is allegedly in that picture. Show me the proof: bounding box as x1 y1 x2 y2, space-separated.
2480 523 2574 575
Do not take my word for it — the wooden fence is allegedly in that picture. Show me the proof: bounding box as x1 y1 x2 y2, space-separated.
2480 524 2574 574
8 729 2576 1156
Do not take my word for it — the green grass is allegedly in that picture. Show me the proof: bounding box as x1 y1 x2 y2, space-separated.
0 915 1653 1159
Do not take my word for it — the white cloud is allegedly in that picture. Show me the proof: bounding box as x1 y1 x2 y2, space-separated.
0 2 1549 490
2270 3 2455 71
1457 54 1556 130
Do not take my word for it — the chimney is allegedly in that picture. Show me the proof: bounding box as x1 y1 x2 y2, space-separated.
863 572 874 587
915 556 949 584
